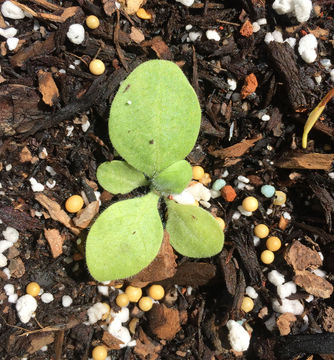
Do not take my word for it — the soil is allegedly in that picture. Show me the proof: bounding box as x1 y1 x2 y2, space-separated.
1 0 334 359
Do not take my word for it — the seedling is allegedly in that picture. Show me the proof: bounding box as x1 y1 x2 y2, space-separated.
86 60 224 281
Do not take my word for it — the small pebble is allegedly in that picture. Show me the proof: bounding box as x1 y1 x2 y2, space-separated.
212 179 226 191
206 29 220 41
237 176 249 184
67 24 85 45
273 190 286 206
261 185 275 198
41 293 54 303
261 114 270 121
62 295 73 307
238 205 253 217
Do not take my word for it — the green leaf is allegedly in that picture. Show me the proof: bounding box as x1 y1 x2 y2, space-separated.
97 160 148 194
109 60 201 177
86 192 163 281
151 160 192 195
166 199 224 258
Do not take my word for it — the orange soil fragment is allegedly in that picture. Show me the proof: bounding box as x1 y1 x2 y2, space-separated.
221 185 237 202
241 73 258 99
277 313 297 336
38 70 59 106
44 228 64 258
240 20 253 37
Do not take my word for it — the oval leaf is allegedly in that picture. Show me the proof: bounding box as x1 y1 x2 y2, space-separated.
109 60 201 177
86 192 163 281
151 160 192 195
97 160 148 194
166 199 224 257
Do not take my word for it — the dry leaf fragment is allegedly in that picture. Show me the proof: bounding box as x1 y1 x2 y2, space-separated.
134 328 162 360
277 313 297 336
44 228 64 258
142 37 173 60
241 73 258 99
130 26 145 43
73 201 99 229
294 271 333 299
38 70 59 106
20 146 32 163
148 304 181 340
208 134 262 159
275 153 334 170
35 193 80 235
28 333 55 354
284 241 322 271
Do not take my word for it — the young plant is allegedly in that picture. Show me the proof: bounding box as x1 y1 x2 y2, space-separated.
86 60 224 281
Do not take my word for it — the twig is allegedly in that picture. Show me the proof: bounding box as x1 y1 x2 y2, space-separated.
216 19 240 26
28 0 62 11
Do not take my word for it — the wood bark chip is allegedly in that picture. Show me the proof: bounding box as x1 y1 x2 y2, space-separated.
130 26 145 43
102 0 117 16
141 37 173 60
0 84 44 136
35 194 80 235
267 42 307 111
148 304 181 340
102 331 124 350
284 241 322 271
232 228 264 286
27 333 55 354
219 249 238 296
44 228 64 258
28 0 63 11
72 201 99 229
294 271 333 299
134 328 162 360
275 152 334 170
310 184 334 232
277 313 297 336
129 231 177 287
322 307 334 333
37 70 59 106
10 33 55 68
208 134 262 163
241 73 258 99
